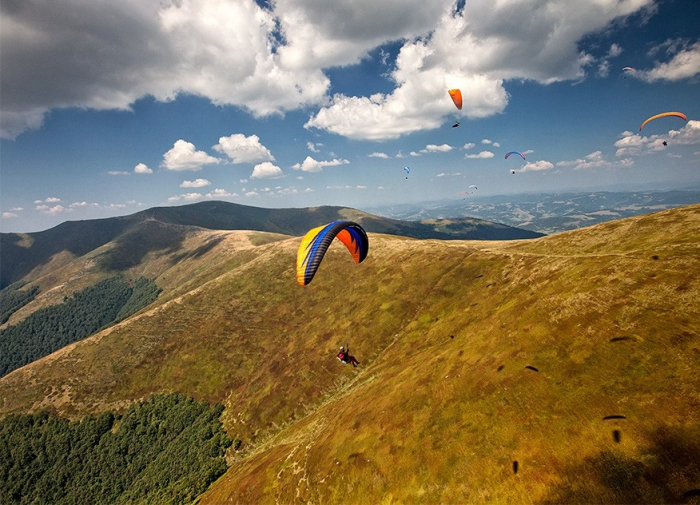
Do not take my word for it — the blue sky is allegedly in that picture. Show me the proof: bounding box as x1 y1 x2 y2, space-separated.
1 0 699 233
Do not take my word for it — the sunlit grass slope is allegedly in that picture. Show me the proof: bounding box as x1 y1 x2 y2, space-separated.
1 204 699 503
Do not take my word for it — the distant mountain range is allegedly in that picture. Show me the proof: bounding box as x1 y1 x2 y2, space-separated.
366 190 700 234
0 201 542 288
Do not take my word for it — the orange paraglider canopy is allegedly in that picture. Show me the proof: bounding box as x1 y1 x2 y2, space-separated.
448 89 462 110
639 112 687 131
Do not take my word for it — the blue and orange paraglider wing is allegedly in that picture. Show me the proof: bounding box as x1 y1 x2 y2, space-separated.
296 221 369 286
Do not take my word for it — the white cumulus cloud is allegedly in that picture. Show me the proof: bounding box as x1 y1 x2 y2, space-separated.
36 204 66 215
180 178 211 188
1 0 656 140
134 163 153 174
520 160 554 172
251 161 284 179
168 192 204 202
642 41 700 82
213 133 274 164
162 140 220 171
206 188 237 199
0 0 331 139
422 144 453 153
307 142 322 153
291 156 349 172
615 120 700 156
305 0 653 140
556 151 634 170
465 151 494 159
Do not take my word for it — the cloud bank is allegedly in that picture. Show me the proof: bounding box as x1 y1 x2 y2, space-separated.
2 0 660 140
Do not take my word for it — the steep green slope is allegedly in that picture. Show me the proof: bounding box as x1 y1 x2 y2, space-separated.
0 282 38 324
0 204 698 503
0 276 160 377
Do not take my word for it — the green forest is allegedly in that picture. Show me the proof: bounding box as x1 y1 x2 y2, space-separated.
0 277 161 377
0 282 39 324
0 393 232 504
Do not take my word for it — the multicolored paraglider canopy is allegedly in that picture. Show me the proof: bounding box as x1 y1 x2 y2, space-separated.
639 112 687 131
296 221 369 286
505 151 526 161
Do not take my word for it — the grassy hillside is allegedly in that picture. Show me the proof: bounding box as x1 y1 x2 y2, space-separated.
1 205 698 503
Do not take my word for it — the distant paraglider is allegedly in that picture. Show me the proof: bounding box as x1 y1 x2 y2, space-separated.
506 151 526 174
639 112 687 131
448 89 462 127
448 89 463 110
622 67 636 78
296 221 369 286
460 185 478 199
404 166 410 179
505 151 526 161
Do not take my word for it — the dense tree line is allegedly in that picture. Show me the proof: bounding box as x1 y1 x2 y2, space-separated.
115 277 162 322
0 282 39 324
0 393 232 504
0 277 161 377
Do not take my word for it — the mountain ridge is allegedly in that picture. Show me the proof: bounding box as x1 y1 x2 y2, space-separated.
0 200 542 289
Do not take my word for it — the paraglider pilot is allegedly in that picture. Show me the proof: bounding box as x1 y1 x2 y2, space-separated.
338 344 360 367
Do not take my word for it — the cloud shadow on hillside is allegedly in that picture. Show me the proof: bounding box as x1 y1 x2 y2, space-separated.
169 236 226 265
541 426 700 504
97 222 189 272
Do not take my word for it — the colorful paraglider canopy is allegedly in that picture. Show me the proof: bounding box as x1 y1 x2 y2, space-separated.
448 89 463 110
296 221 369 286
505 151 526 161
639 112 687 131
622 67 636 73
